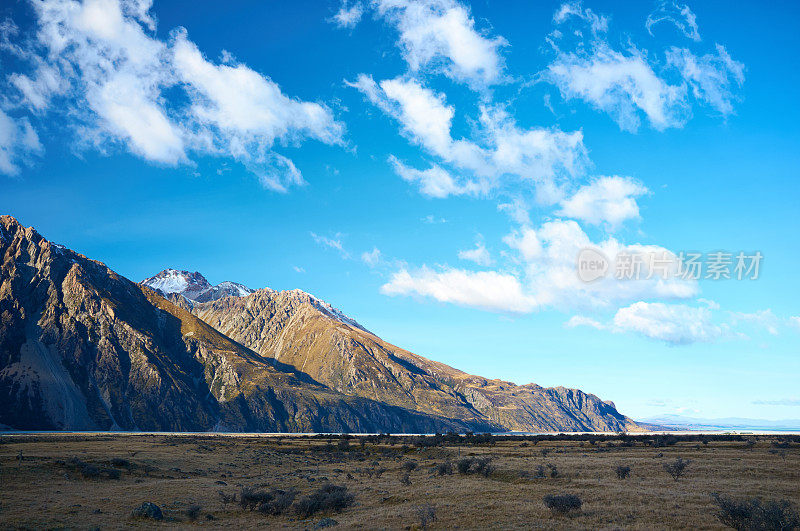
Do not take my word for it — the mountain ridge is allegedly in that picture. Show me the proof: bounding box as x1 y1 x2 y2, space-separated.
0 214 641 433
150 270 640 432
0 215 484 433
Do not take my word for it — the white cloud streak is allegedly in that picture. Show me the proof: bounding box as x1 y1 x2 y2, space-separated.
646 1 701 42
311 232 350 258
381 267 537 313
666 44 745 116
361 247 382 266
350 74 587 202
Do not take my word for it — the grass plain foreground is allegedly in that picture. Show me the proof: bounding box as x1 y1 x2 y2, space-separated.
0 433 798 529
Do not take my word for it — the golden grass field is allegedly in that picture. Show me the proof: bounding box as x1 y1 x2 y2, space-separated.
0 433 797 529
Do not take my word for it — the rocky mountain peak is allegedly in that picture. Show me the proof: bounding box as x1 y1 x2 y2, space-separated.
141 269 254 303
142 269 211 298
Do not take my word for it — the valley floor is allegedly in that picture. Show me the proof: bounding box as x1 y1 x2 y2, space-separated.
0 433 798 529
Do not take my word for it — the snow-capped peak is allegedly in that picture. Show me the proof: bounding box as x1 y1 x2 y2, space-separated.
141 269 255 303
142 269 211 297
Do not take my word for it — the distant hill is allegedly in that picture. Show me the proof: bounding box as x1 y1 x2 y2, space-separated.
640 414 800 432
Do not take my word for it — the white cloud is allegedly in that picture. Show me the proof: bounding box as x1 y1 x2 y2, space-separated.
497 196 531 225
697 298 720 310
0 110 43 175
422 214 447 224
3 0 342 189
509 219 697 310
565 315 604 330
666 44 745 116
611 301 722 345
729 309 780 335
351 75 588 202
790 316 800 330
361 247 382 266
570 303 799 345
311 232 349 258
548 44 689 132
569 301 725 345
383 218 697 314
293 266 306 274
381 267 537 313
376 76 458 156
389 156 473 198
330 1 364 29
503 226 542 262
8 62 65 111
171 32 342 190
546 3 744 131
93 69 186 164
553 1 609 35
557 175 649 230
373 0 508 88
646 1 701 42
753 398 800 406
458 240 492 266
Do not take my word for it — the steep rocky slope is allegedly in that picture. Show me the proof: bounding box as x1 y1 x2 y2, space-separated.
189 287 640 432
0 215 481 433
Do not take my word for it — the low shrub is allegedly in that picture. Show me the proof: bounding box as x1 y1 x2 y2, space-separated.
456 457 493 477
295 484 354 517
615 465 631 479
69 458 120 480
184 504 202 521
543 494 582 516
132 502 163 520
711 493 800 530
240 487 274 511
663 458 690 481
258 488 297 516
218 490 236 507
402 460 418 472
457 457 473 474
417 504 436 529
434 461 453 476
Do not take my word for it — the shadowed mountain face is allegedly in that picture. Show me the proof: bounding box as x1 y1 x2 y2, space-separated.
0 215 482 433
189 291 639 432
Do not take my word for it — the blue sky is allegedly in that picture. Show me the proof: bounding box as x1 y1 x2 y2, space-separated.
1 0 798 420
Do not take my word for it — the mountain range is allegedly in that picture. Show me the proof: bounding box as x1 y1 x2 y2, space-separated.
640 414 800 432
0 215 641 433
